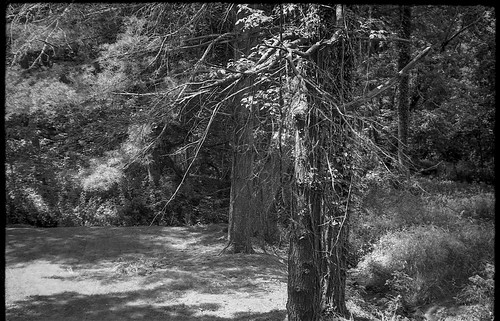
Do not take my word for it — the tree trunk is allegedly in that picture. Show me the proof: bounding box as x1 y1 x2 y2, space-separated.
397 6 412 171
287 75 321 321
226 103 255 253
254 151 284 243
224 4 261 254
317 5 352 318
287 5 353 320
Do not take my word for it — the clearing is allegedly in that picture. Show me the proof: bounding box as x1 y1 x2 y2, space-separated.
5 224 288 321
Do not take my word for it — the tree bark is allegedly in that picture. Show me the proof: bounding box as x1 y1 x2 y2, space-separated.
287 5 353 320
397 6 412 171
224 4 261 254
287 75 321 321
254 151 284 243
317 5 352 318
226 101 255 253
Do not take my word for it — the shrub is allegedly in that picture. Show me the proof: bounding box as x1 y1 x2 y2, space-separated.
94 200 120 226
455 263 494 320
438 160 494 184
74 193 102 226
6 187 59 227
416 177 493 196
118 195 155 226
353 175 430 256
454 194 495 222
456 222 495 269
353 225 473 305
456 263 494 304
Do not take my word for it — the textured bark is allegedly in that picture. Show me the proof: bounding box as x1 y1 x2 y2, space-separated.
317 5 352 318
254 152 284 242
226 106 255 253
287 5 353 320
287 77 321 320
397 6 412 169
319 205 350 317
224 5 261 254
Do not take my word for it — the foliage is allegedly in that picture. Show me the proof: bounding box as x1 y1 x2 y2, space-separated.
4 2 495 280
354 225 473 304
351 173 494 318
455 263 494 320
4 3 234 227
350 6 496 184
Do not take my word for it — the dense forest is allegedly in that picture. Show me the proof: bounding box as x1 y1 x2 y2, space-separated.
5 4 495 321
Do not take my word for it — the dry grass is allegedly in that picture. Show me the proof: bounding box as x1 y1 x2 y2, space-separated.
6 224 287 321
350 176 495 319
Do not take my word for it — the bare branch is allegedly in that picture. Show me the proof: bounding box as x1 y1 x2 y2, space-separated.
343 46 432 111
441 15 483 52
356 36 412 43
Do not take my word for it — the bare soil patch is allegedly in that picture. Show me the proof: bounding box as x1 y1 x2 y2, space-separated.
5 224 287 321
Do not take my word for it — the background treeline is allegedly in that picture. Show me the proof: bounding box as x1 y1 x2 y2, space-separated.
5 4 494 319
5 4 494 227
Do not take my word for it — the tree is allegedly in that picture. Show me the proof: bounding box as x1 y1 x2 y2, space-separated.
407 6 495 182
223 4 264 253
286 4 354 320
397 6 411 172
5 3 132 225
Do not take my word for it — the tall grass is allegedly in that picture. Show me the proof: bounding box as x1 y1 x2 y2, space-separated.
351 175 495 311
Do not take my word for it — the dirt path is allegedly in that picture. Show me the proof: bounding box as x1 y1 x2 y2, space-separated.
5 224 287 321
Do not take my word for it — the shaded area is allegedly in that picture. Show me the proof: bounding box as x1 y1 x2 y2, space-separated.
6 225 286 294
6 289 286 321
6 225 288 320
5 225 227 267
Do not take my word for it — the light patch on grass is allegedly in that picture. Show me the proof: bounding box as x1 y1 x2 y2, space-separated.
6 225 288 320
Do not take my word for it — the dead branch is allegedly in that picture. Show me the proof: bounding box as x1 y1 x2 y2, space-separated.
355 36 412 43
342 46 432 111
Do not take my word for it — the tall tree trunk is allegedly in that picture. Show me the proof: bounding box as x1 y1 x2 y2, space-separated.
254 151 284 243
317 5 352 318
226 101 255 253
287 4 353 320
287 74 321 321
224 4 260 254
397 6 412 171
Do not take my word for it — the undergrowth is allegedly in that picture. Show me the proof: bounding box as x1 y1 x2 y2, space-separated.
351 174 495 319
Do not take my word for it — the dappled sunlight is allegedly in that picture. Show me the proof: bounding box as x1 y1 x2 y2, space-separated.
6 225 288 321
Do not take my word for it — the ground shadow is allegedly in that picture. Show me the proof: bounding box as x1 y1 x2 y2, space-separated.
6 225 286 295
138 251 287 295
6 225 288 318
5 226 220 267
6 288 287 321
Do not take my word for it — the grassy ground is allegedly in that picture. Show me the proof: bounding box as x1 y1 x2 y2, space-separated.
5 178 494 321
5 224 287 321
349 177 494 321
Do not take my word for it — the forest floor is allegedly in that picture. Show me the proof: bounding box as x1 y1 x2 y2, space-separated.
5 224 289 321
5 223 480 321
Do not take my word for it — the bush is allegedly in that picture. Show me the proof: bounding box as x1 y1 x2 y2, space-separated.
118 195 155 226
456 222 495 268
73 194 104 226
456 263 494 304
352 174 430 256
456 194 495 222
417 176 493 196
455 263 494 320
6 187 59 227
353 225 474 305
438 160 495 184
